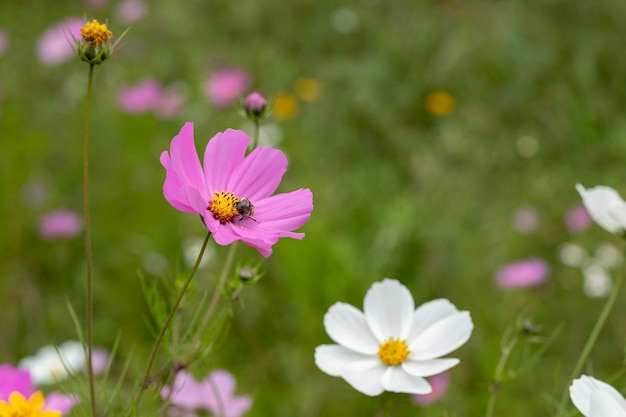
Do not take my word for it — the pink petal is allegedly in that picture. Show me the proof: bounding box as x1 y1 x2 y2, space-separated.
0 365 34 400
160 151 196 213
227 146 287 201
169 123 207 194
203 129 250 194
162 371 205 410
253 189 313 233
44 392 78 414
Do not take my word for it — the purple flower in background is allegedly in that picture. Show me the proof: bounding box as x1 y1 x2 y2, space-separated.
205 69 250 107
155 89 184 120
36 18 84 66
117 79 163 114
411 372 450 406
243 92 266 116
162 370 252 417
115 0 148 24
495 258 550 289
512 207 538 233
565 203 592 233
38 210 82 240
0 27 9 58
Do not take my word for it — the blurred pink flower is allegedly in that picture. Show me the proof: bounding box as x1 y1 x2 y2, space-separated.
155 89 184 120
91 348 110 375
162 370 252 417
512 207 538 233
36 18 83 66
0 365 32 401
565 204 592 233
38 210 83 240
411 372 450 406
495 258 550 289
205 69 250 107
118 79 183 119
118 79 163 114
160 123 313 257
0 364 77 415
0 27 9 58
115 0 148 23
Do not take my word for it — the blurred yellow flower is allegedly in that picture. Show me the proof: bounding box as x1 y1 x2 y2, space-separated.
272 91 298 120
0 392 61 417
295 78 321 102
425 91 455 116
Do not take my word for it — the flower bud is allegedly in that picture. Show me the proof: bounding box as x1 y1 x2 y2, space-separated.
77 19 113 65
243 92 267 121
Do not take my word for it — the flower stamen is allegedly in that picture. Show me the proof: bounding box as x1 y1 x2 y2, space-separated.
80 19 112 46
378 338 409 366
208 191 240 224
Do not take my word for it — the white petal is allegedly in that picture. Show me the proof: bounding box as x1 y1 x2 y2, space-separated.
323 303 379 354
402 358 460 377
576 184 626 234
315 344 379 377
364 279 415 341
406 299 459 344
589 390 626 417
410 311 473 359
571 376 626 417
381 366 432 394
341 364 387 396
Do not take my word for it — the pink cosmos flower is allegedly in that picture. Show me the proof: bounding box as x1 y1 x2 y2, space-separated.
205 69 250 107
36 18 84 66
160 123 313 257
161 370 252 417
565 204 592 233
0 364 77 415
117 79 163 114
495 258 550 289
115 0 148 24
412 372 450 406
38 210 83 240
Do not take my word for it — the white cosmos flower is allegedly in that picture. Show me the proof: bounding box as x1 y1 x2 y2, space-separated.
18 341 87 385
570 375 626 417
314 278 473 396
576 184 626 235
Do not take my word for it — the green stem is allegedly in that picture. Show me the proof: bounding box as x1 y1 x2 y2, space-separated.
202 242 238 326
135 232 212 409
485 328 519 417
83 63 97 417
251 119 260 149
555 262 624 416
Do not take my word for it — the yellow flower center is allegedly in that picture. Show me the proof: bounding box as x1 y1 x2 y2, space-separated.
378 339 410 366
0 392 61 417
426 91 455 116
80 19 113 46
208 191 241 224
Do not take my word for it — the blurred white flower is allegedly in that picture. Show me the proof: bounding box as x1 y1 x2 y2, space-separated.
183 237 215 269
582 263 612 298
19 341 86 385
570 375 626 417
576 184 626 234
331 8 359 34
314 279 473 396
558 243 587 267
18 341 109 386
595 242 623 269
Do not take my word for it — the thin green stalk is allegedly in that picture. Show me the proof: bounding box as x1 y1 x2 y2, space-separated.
202 242 238 326
485 327 519 417
555 261 624 416
250 119 260 149
135 232 212 409
83 62 97 417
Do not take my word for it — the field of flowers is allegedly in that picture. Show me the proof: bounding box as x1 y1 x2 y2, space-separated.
2 1 626 416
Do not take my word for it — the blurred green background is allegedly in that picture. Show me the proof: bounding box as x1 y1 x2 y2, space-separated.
2 0 626 416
